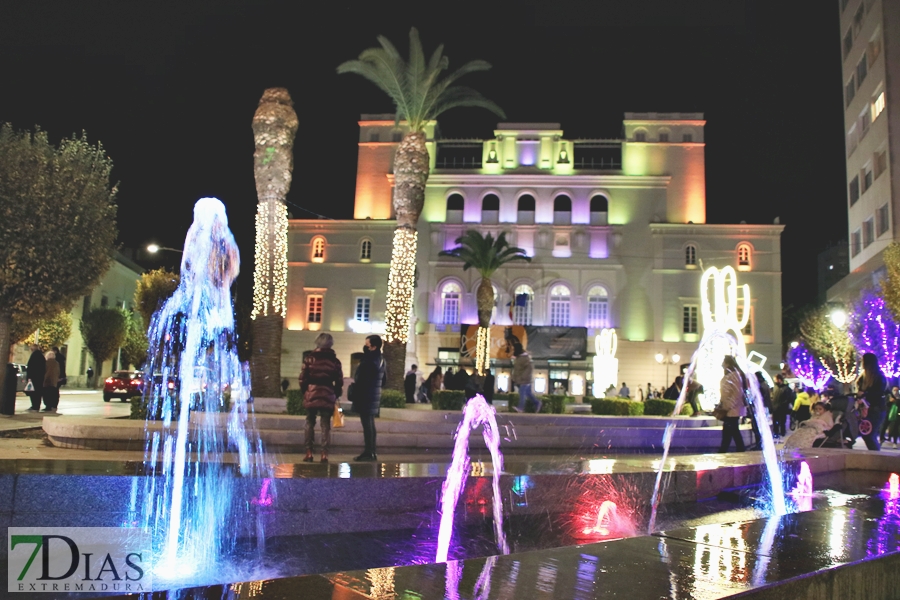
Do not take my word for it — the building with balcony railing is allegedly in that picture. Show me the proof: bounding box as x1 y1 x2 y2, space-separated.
283 113 784 395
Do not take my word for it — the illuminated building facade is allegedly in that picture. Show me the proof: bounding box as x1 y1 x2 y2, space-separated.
283 113 784 394
829 0 899 301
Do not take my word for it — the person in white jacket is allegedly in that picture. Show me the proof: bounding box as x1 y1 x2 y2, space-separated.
718 355 748 452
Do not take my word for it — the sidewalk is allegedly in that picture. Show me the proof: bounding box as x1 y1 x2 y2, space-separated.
0 390 130 432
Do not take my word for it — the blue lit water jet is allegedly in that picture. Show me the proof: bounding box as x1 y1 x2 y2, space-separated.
139 198 269 581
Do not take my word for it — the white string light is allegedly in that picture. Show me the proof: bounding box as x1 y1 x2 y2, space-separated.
251 199 288 319
475 326 491 374
592 328 618 396
384 228 417 343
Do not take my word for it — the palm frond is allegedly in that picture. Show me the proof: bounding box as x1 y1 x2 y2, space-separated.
438 229 530 278
428 86 506 121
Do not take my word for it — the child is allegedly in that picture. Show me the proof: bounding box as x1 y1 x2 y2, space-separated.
785 402 835 449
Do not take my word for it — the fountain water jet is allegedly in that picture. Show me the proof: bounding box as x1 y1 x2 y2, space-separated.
648 328 787 533
436 394 508 563
139 198 269 581
789 461 814 512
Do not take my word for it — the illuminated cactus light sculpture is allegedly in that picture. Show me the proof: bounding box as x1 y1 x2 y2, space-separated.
592 328 618 397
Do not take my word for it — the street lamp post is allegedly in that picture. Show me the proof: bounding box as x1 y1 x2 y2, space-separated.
655 350 681 386
146 244 183 255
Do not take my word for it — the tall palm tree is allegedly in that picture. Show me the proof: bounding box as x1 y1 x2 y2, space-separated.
338 28 505 387
251 87 298 398
439 230 531 373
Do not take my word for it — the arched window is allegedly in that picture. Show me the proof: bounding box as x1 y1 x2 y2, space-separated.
482 194 500 224
440 281 462 325
517 194 536 224
590 195 608 225
549 284 571 327
737 243 752 271
554 195 572 225
684 244 697 268
311 237 326 263
634 128 647 142
360 239 372 261
586 286 609 329
658 128 671 143
511 284 534 325
446 193 464 224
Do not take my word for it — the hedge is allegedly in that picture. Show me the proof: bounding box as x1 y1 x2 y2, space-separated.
589 397 645 416
644 398 693 416
380 389 407 408
432 390 467 410
286 389 307 416
130 391 230 420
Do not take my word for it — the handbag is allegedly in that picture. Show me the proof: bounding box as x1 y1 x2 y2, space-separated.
24 379 34 392
332 403 345 428
713 404 728 421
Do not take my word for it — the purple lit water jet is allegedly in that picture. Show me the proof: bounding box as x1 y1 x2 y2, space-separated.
789 461 814 512
436 394 508 563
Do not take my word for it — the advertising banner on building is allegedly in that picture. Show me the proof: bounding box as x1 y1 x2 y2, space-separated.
460 325 587 360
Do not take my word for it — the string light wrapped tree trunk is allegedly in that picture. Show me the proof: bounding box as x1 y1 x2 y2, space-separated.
250 88 298 398
439 230 530 375
339 28 504 388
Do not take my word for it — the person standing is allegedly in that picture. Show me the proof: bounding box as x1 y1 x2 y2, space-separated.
25 345 46 413
718 355 747 452
771 374 794 439
52 346 67 388
857 352 888 451
351 334 386 461
298 333 343 463
618 382 630 398
512 343 541 413
42 351 60 413
663 376 683 400
422 366 443 403
483 369 495 404
404 364 419 404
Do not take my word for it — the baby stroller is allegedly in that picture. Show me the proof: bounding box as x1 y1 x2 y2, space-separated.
789 403 811 431
814 394 859 448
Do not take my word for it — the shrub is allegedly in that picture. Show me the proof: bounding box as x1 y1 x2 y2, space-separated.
286 389 307 416
493 392 519 409
644 398 693 416
589 397 644 416
432 390 467 410
540 394 568 414
380 389 407 408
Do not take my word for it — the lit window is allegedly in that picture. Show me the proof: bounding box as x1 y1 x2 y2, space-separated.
877 204 890 237
863 217 875 248
549 284 571 327
586 286 609 329
849 176 860 206
685 244 697 267
851 229 862 257
512 284 533 325
360 239 372 261
872 91 886 121
307 295 323 324
312 237 325 262
737 244 752 270
440 282 461 325
683 305 698 334
355 297 371 323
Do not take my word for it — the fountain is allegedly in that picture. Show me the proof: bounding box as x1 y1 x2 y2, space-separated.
138 198 270 582
790 461 814 512
436 394 508 563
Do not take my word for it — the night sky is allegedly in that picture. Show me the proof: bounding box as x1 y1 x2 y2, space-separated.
0 1 846 309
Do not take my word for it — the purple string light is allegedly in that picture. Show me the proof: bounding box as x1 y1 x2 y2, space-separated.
787 342 831 391
850 292 900 377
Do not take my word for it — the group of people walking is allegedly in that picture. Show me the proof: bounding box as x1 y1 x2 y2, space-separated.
24 344 66 413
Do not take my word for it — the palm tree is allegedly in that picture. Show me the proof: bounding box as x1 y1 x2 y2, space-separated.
439 230 531 373
338 28 505 387
250 88 298 398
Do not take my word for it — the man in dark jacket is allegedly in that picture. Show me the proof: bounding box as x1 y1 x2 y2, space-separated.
25 345 46 412
772 374 795 438
404 365 418 404
352 334 386 461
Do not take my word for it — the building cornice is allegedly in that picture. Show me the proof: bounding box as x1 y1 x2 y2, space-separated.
425 174 671 189
650 223 785 236
289 219 397 231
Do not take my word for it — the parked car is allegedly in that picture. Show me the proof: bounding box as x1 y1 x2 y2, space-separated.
103 371 144 402
13 364 27 392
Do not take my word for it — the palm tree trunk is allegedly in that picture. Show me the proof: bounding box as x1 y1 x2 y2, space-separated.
383 131 429 390
250 88 298 398
475 277 494 375
0 311 12 415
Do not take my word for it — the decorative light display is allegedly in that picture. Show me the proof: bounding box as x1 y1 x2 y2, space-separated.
787 342 831 391
694 266 750 409
475 326 490 375
850 292 900 377
251 199 288 319
819 342 858 384
384 227 418 344
592 328 618 397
